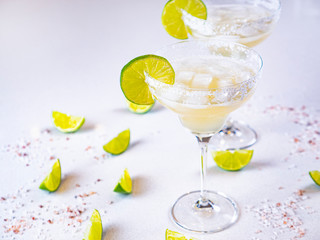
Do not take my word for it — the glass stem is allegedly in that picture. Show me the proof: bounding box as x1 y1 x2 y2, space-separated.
196 135 213 208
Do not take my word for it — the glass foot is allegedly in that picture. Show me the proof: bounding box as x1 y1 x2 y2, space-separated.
210 121 258 150
171 190 239 233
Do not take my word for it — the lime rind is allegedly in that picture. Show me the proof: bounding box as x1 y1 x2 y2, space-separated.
161 0 207 39
212 150 253 171
83 209 103 240
114 169 132 194
39 159 61 192
103 129 130 155
120 55 175 105
309 170 320 186
52 111 85 133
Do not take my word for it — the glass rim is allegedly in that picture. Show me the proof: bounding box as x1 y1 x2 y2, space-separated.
204 0 282 22
150 39 263 93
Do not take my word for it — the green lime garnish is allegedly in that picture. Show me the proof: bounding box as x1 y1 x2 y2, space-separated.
103 129 130 155
114 169 132 194
52 111 85 133
126 99 155 114
83 209 103 240
39 159 61 192
166 229 199 240
212 150 253 171
162 0 207 39
120 55 175 105
309 170 320 186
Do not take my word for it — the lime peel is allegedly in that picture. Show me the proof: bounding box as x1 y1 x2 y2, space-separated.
120 55 175 105
52 111 85 133
39 159 61 192
83 209 103 240
114 169 132 194
103 129 130 155
309 170 320 186
212 150 253 171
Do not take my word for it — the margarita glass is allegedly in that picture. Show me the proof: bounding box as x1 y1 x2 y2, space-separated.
146 40 263 233
179 0 281 149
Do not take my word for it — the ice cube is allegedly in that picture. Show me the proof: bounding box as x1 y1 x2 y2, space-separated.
176 71 194 86
192 73 212 89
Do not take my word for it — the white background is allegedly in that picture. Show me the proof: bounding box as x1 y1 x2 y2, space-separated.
0 0 320 239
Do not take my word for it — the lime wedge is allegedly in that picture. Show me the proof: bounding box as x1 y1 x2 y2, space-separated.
120 55 175 105
126 99 155 114
103 129 130 155
309 170 320 186
212 150 253 171
166 229 199 240
114 169 132 194
83 209 103 240
161 0 207 39
52 111 85 133
39 159 61 192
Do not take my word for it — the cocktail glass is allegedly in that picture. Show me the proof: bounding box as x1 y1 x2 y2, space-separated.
146 40 263 233
182 0 280 149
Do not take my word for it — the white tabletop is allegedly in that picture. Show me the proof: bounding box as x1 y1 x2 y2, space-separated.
1 0 320 239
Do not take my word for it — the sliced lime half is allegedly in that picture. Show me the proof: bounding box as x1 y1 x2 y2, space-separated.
120 55 175 105
212 150 253 171
52 111 85 133
126 99 155 114
309 170 320 186
162 0 207 39
103 129 130 155
83 209 103 240
114 169 132 194
39 159 61 192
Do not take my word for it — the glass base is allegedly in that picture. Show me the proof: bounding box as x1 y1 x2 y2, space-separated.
171 190 239 233
210 121 258 150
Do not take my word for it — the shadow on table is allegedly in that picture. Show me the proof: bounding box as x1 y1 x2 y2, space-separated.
56 172 82 193
103 224 119 240
129 138 146 150
303 184 320 194
79 121 95 132
132 176 149 196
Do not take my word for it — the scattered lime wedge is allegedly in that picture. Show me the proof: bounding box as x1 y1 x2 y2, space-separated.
83 209 103 240
126 99 155 114
166 229 199 240
52 111 85 133
114 169 132 194
309 170 320 186
212 150 253 171
103 129 130 155
161 0 207 39
120 55 175 105
39 159 61 192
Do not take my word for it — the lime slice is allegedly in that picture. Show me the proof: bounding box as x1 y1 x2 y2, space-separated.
39 159 61 192
212 150 253 171
120 55 175 105
126 99 155 114
103 129 130 155
83 209 103 240
52 111 85 133
309 170 320 186
161 0 207 39
114 169 132 194
166 229 199 240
